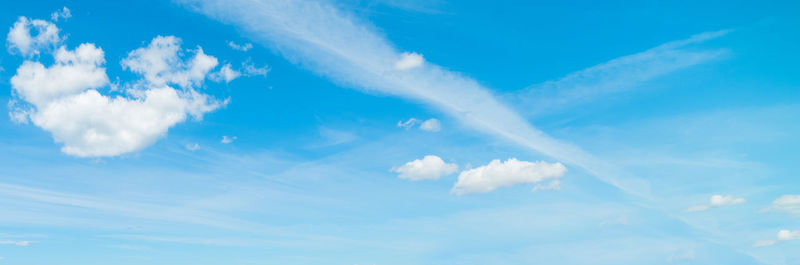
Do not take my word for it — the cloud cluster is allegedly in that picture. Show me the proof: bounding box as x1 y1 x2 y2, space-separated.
452 159 566 195
7 17 225 157
687 195 746 212
754 230 800 247
392 155 457 181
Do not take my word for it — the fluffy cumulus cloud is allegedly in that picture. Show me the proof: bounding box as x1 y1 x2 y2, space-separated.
121 35 219 88
754 230 800 247
451 159 567 195
394 52 424 70
766 194 800 214
687 195 746 212
6 16 60 57
392 155 458 181
7 17 225 157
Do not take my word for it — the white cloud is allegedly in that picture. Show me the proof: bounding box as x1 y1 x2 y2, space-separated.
211 63 241 83
419 118 441 132
7 18 224 157
6 17 61 57
452 159 566 195
11 44 109 106
227 41 252 51
121 35 219 88
754 230 800 247
397 118 440 132
397 118 419 129
242 61 269 76
686 194 745 212
531 179 561 192
0 240 30 246
392 155 457 181
50 7 72 21
209 61 269 83
765 194 800 215
394 52 424 70
221 135 237 144
186 143 200 151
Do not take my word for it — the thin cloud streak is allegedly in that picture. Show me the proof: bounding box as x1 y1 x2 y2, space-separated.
512 30 730 116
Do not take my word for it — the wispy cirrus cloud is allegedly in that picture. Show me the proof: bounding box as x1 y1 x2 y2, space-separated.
510 30 730 116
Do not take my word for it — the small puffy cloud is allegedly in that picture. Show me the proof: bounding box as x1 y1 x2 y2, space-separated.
531 179 561 192
754 230 800 247
392 155 458 181
419 118 441 132
451 158 566 195
227 41 252 51
221 135 237 144
210 63 241 83
7 18 224 157
121 35 219 88
687 195 745 212
185 143 200 151
394 52 424 70
50 7 72 21
765 194 800 215
6 17 61 57
0 240 30 246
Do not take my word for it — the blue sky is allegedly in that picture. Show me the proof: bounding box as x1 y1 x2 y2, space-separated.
1 0 800 264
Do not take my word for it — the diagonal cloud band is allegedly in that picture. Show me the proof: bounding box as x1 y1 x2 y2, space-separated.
179 0 651 198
